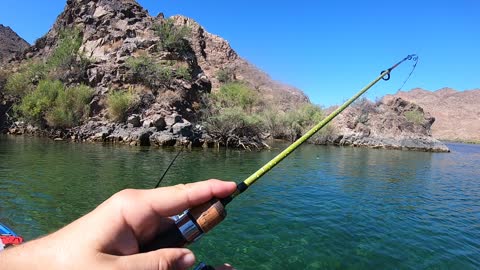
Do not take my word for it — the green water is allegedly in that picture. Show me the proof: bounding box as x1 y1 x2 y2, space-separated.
1 135 479 269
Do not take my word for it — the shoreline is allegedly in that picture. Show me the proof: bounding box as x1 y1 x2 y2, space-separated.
1 132 452 153
441 139 480 145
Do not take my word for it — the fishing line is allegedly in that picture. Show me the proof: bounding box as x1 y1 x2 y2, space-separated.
397 55 419 91
154 146 183 188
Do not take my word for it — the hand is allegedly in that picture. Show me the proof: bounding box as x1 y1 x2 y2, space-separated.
0 179 237 270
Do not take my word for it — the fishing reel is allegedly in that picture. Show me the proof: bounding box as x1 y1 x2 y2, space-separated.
140 198 227 250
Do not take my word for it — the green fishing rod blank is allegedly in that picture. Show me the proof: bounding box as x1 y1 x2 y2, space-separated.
140 54 418 251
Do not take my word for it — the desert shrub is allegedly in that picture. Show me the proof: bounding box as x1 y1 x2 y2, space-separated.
214 82 259 112
261 107 285 138
264 103 332 141
153 18 191 54
5 28 88 97
5 61 48 97
0 70 8 90
405 110 424 125
216 68 235 84
106 89 136 122
47 28 84 69
205 107 263 137
176 65 191 80
15 79 93 127
280 103 326 141
45 84 93 127
158 67 173 84
126 55 156 76
15 80 63 124
47 28 89 83
126 55 174 88
158 89 183 107
200 80 334 147
201 83 265 146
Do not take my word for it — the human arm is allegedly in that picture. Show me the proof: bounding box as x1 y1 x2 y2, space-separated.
0 179 237 270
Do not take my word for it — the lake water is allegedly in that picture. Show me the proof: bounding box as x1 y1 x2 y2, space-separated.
1 135 479 269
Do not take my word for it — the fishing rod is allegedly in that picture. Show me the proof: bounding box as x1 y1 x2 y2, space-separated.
140 54 418 251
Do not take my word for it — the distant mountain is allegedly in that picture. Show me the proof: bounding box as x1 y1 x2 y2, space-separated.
0 24 30 64
386 88 480 143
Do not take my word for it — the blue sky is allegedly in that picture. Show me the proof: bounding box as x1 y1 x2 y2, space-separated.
1 0 479 106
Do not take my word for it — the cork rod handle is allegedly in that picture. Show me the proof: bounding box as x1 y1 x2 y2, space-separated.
139 198 227 251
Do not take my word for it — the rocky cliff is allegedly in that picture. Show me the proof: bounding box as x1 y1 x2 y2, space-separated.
322 97 449 152
0 24 30 64
387 88 480 143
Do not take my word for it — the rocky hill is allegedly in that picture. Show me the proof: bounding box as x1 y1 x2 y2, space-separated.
387 88 480 143
1 0 307 147
21 0 307 107
0 24 30 64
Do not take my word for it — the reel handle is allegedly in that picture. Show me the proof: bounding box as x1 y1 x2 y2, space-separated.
139 198 227 251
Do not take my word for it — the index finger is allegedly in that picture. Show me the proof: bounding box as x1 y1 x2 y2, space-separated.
145 179 237 216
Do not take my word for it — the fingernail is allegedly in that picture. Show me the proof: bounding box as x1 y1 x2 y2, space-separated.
177 252 196 269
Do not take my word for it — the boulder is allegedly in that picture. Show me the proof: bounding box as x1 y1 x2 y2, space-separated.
165 113 182 126
127 114 141 127
151 115 166 130
150 131 176 146
172 120 192 137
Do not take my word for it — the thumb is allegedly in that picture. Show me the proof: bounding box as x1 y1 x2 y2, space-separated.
117 248 196 270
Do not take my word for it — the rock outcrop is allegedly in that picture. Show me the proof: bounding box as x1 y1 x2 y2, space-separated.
321 97 449 152
387 88 480 143
0 24 30 64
